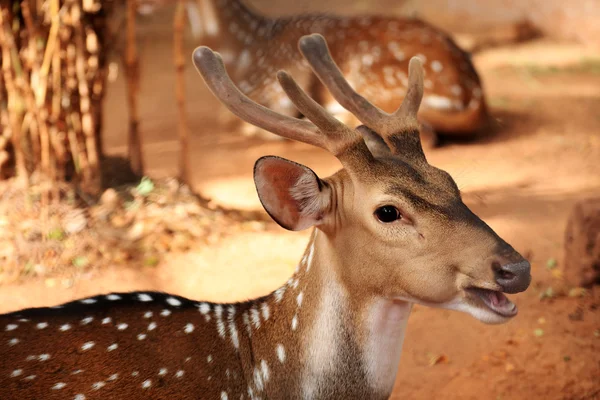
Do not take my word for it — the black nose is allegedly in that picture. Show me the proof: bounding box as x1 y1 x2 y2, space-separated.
493 260 531 293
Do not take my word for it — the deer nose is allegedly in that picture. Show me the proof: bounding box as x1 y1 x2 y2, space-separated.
492 260 531 294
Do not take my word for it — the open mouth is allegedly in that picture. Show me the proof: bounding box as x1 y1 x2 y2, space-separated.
467 288 518 318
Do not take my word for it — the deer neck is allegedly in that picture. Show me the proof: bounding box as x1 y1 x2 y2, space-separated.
241 229 412 399
194 0 269 63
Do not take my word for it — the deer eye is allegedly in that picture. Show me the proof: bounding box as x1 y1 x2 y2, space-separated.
374 206 402 223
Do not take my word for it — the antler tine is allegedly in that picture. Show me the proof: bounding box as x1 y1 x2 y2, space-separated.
192 46 328 150
276 70 358 154
393 57 424 121
298 34 389 131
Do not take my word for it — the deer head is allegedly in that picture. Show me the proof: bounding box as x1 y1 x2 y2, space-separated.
193 33 531 325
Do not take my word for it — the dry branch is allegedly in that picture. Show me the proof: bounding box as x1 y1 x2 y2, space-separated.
125 0 144 176
0 0 112 196
174 0 190 184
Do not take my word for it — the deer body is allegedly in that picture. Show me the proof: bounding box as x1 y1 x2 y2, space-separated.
1 232 408 399
188 0 489 138
0 34 530 399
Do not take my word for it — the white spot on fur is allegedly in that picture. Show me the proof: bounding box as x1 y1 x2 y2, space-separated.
148 322 157 331
59 324 71 331
143 312 153 319
91 382 105 390
431 60 443 73
423 95 455 110
238 50 252 70
74 395 85 400
101 318 111 325
72 369 84 375
387 42 405 61
207 355 213 363
107 343 118 352
8 338 19 346
297 292 304 307
160 309 171 317
81 317 93 325
221 391 229 400
52 382 66 390
261 303 270 321
108 373 119 381
175 370 185 378
38 354 50 361
243 311 252 336
36 322 48 329
253 368 264 391
10 369 23 377
138 293 153 302
291 315 298 331
250 306 261 329
166 297 182 307
277 344 286 363
274 287 286 303
260 360 270 382
137 333 147 340
228 306 239 349
141 379 152 389
198 0 220 36
158 368 167 376
451 85 463 96
24 375 36 380
117 323 128 331
184 323 194 334
106 294 121 301
80 298 96 304
215 305 226 338
81 342 95 351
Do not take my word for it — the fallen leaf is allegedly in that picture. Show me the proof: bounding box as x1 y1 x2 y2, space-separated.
72 256 89 268
568 287 587 298
428 353 449 366
534 328 544 337
551 269 563 279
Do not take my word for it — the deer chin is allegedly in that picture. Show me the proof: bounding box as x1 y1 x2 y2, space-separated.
466 287 518 319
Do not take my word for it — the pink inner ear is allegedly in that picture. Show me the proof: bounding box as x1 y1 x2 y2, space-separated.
259 159 307 229
255 157 321 231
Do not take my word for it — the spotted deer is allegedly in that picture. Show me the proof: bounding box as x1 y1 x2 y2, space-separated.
0 34 530 400
146 0 490 143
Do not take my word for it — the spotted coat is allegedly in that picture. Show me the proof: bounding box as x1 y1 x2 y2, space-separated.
196 0 489 135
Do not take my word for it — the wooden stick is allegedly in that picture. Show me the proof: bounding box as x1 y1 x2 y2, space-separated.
0 6 28 184
125 0 144 176
174 0 190 184
73 1 101 194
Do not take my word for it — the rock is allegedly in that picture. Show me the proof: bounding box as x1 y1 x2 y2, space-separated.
564 197 600 287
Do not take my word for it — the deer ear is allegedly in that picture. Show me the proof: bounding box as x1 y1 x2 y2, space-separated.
254 156 331 231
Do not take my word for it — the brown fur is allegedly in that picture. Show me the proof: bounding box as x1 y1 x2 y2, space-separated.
194 0 490 138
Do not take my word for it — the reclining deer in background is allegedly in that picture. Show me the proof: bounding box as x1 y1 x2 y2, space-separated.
0 34 530 400
138 0 490 144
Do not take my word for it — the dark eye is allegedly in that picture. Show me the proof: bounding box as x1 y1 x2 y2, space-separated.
374 206 401 223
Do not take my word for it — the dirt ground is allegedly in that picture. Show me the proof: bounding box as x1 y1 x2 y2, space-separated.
1 3 600 399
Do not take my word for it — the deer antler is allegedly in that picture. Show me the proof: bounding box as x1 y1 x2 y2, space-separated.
192 47 360 156
298 34 424 150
